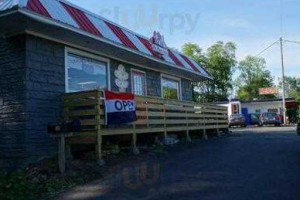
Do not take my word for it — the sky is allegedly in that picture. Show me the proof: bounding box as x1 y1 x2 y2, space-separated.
68 0 300 83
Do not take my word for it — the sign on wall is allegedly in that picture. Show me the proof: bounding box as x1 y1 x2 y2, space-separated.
150 31 168 56
114 64 129 92
104 90 137 125
259 87 278 95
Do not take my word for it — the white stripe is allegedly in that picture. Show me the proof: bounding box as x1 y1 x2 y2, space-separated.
172 51 194 71
105 99 136 113
87 14 123 44
189 58 209 76
123 31 152 55
0 0 17 10
19 0 28 7
39 0 79 28
162 53 175 64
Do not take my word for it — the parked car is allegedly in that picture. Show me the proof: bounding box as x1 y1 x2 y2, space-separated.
259 113 282 127
249 113 260 125
229 114 246 128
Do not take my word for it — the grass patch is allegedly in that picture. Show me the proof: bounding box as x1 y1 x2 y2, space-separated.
0 157 103 200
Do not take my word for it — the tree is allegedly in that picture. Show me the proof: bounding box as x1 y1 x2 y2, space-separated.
278 76 300 102
235 56 275 100
182 42 237 102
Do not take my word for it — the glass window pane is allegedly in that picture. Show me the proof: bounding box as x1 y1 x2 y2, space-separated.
162 77 179 100
132 70 146 96
66 53 107 92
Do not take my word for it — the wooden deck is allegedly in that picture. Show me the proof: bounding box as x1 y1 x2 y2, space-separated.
57 90 228 172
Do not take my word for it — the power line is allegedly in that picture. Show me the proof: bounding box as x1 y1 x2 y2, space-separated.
255 39 279 57
284 39 300 45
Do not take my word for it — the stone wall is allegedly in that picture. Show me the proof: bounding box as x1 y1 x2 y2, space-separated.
0 35 27 169
25 35 65 164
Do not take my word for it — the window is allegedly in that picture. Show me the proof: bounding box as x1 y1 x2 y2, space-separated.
65 50 109 92
232 104 240 114
161 76 181 100
131 70 146 96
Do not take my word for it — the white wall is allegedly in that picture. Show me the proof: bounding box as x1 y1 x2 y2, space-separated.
242 101 282 114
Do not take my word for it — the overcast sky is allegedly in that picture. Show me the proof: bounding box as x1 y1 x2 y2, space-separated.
68 0 300 82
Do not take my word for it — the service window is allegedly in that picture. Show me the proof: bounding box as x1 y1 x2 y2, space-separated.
66 51 108 92
131 70 146 96
161 76 181 100
232 104 240 114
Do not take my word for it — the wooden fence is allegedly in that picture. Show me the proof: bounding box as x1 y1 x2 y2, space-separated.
57 90 228 172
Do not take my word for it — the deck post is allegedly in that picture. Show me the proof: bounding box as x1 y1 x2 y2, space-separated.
186 130 192 142
96 91 105 166
203 129 208 140
202 106 208 140
163 103 167 140
66 144 72 160
132 125 139 154
185 109 191 142
216 112 220 137
58 134 66 173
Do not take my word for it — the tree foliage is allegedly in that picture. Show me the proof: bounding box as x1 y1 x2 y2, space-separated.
182 41 237 102
235 56 275 100
278 76 300 102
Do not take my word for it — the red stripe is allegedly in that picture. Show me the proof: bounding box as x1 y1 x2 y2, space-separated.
61 2 102 37
168 50 184 68
27 0 51 18
181 55 200 73
105 22 137 50
105 90 134 100
137 36 162 59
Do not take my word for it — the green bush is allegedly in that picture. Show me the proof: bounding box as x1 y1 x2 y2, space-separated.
0 171 39 200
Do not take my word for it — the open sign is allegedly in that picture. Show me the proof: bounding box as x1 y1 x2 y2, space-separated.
104 91 137 125
114 100 135 112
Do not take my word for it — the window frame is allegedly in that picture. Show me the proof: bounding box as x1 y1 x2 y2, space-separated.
65 47 111 93
131 69 147 96
161 74 182 100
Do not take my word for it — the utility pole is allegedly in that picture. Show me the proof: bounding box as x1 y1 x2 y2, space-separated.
280 37 287 125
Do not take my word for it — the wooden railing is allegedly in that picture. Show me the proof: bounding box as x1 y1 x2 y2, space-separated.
58 90 228 172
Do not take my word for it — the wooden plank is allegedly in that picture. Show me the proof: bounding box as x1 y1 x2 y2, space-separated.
62 90 100 100
64 99 100 107
80 119 104 126
68 109 100 117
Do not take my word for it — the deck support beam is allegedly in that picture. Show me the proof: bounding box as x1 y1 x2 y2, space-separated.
202 129 208 140
186 130 192 142
66 144 72 160
132 132 139 155
96 132 105 166
58 135 66 173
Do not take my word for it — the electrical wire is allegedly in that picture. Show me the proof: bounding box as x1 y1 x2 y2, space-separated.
255 39 279 57
284 40 300 45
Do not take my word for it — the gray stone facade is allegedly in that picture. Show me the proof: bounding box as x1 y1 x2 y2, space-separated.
0 35 27 169
0 34 193 169
25 35 65 164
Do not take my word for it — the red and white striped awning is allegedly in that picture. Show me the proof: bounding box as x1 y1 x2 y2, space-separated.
0 0 212 79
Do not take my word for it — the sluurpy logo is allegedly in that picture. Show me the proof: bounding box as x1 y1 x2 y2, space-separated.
98 5 201 35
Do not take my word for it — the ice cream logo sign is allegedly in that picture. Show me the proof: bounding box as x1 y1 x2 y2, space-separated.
150 31 168 56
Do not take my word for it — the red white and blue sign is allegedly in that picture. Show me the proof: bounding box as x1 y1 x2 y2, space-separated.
104 90 137 125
